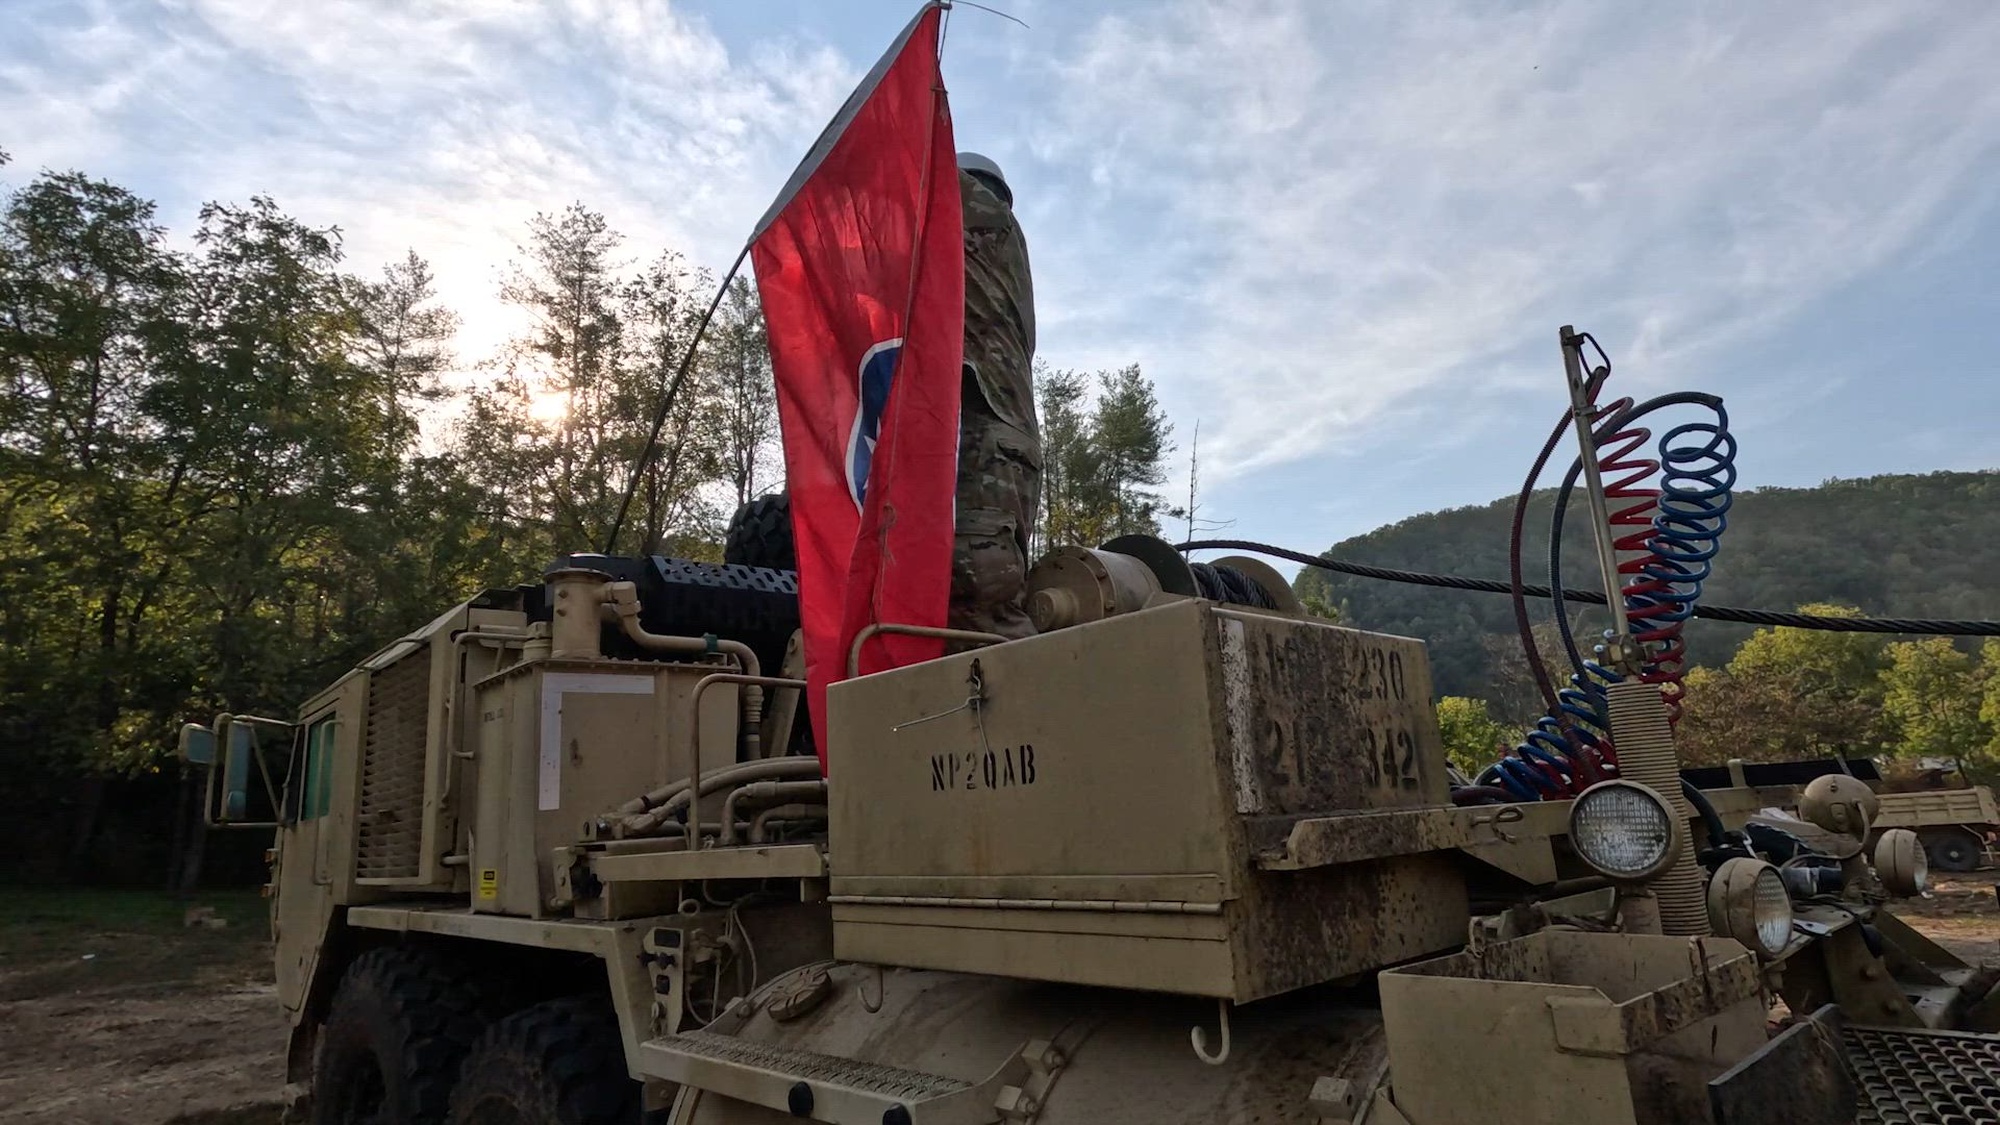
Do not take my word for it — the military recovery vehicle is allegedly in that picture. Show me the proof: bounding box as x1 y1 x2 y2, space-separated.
184 513 2000 1125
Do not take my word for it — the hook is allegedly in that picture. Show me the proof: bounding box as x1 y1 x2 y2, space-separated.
1472 805 1524 844
1190 998 1231 1065
893 660 987 732
860 963 885 1013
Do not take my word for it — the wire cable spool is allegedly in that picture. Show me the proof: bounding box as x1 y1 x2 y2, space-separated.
1101 535 1300 615
1028 536 1303 632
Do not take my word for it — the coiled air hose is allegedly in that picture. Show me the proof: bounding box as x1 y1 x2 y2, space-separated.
1488 385 1738 801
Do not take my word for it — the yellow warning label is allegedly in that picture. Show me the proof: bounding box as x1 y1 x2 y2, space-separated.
477 869 499 900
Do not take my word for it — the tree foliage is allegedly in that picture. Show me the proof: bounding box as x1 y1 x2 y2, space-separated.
1033 361 1176 550
1295 473 2000 701
0 171 786 881
1436 696 1511 776
1881 638 1987 770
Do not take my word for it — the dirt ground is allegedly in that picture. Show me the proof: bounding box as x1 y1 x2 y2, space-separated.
3 875 1998 1125
1878 871 2000 963
0 888 285 1125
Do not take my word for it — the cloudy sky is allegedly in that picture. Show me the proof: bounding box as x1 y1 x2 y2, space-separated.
7 0 2000 558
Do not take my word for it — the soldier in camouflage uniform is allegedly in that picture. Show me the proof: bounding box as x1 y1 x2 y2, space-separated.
950 153 1040 640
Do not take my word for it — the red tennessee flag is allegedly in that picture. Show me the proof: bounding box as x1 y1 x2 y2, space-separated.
750 2 963 767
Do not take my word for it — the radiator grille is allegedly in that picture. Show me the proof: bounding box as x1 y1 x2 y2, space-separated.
356 646 431 880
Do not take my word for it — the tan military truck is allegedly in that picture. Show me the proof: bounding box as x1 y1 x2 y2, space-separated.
1875 783 1999 873
180 530 2000 1125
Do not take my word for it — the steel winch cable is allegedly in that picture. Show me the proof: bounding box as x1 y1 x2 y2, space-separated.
1174 539 2000 637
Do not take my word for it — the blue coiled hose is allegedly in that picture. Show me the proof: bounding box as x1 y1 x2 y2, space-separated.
1487 396 1737 799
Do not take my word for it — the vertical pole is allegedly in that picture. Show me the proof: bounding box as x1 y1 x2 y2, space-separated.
1559 326 1637 674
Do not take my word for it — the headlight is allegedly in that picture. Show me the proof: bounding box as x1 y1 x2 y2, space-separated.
1873 828 1928 897
1708 857 1794 957
1569 780 1680 880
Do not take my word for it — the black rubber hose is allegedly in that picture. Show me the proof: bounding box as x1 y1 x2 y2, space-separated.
1510 414 1578 714
1509 344 1616 713
1548 392 1723 681
1680 779 1729 847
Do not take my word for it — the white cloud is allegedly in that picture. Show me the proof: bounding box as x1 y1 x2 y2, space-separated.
1031 0 2000 479
6 0 1999 527
1 0 859 367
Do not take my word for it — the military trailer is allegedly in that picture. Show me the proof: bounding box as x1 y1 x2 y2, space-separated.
183 530 2000 1125
1874 785 2000 873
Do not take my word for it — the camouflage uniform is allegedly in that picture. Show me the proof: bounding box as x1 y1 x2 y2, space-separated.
949 169 1041 640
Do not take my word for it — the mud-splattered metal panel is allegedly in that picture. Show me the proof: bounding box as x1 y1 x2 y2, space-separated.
1215 610 1447 817
827 599 1470 999
827 598 1234 890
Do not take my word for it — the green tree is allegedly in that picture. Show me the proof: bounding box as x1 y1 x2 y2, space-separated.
1981 639 2000 770
1726 604 1884 694
1033 362 1176 549
0 170 184 861
459 209 726 560
1092 364 1173 537
1436 696 1511 775
1881 638 1989 771
1291 472 2000 701
707 276 776 508
1676 605 1891 765
1034 364 1101 550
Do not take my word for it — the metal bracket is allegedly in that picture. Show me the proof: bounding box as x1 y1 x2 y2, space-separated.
1471 805 1525 844
994 1039 1066 1123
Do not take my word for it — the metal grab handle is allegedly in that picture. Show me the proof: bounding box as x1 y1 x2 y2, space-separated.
847 623 1007 678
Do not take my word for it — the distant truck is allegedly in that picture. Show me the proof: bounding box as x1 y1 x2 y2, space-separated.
1874 785 2000 872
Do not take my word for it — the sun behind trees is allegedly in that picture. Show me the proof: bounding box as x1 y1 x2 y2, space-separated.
0 177 776 880
454 202 775 565
0 167 1186 882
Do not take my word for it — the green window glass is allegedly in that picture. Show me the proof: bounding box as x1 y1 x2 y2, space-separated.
302 717 336 821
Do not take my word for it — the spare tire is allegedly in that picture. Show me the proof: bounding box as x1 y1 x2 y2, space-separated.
724 492 795 572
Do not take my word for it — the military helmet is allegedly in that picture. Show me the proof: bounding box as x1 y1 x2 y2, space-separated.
957 151 1012 206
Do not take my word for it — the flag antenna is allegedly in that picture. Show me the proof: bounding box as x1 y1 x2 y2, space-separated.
603 243 751 555
950 1 1029 28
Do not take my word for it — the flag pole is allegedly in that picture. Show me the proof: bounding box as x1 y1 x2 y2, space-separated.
606 1 947 557
602 243 751 555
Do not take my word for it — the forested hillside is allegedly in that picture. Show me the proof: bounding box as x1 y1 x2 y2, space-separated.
1294 472 2000 708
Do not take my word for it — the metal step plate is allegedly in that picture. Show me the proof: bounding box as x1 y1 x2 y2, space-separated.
659 1029 971 1101
638 1028 1023 1124
1845 1024 2000 1125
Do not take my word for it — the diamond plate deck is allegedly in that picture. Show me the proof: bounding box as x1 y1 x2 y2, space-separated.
1845 1024 2000 1125
661 1029 970 1101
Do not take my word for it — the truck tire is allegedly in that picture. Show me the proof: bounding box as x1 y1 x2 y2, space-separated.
314 947 487 1125
723 493 795 573
1925 830 1981 873
448 996 638 1125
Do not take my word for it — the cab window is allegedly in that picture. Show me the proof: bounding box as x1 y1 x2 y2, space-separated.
301 716 336 821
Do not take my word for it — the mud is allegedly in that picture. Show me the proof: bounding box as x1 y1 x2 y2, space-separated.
1890 872 2000 963
0 877 1991 1124
0 980 286 1125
